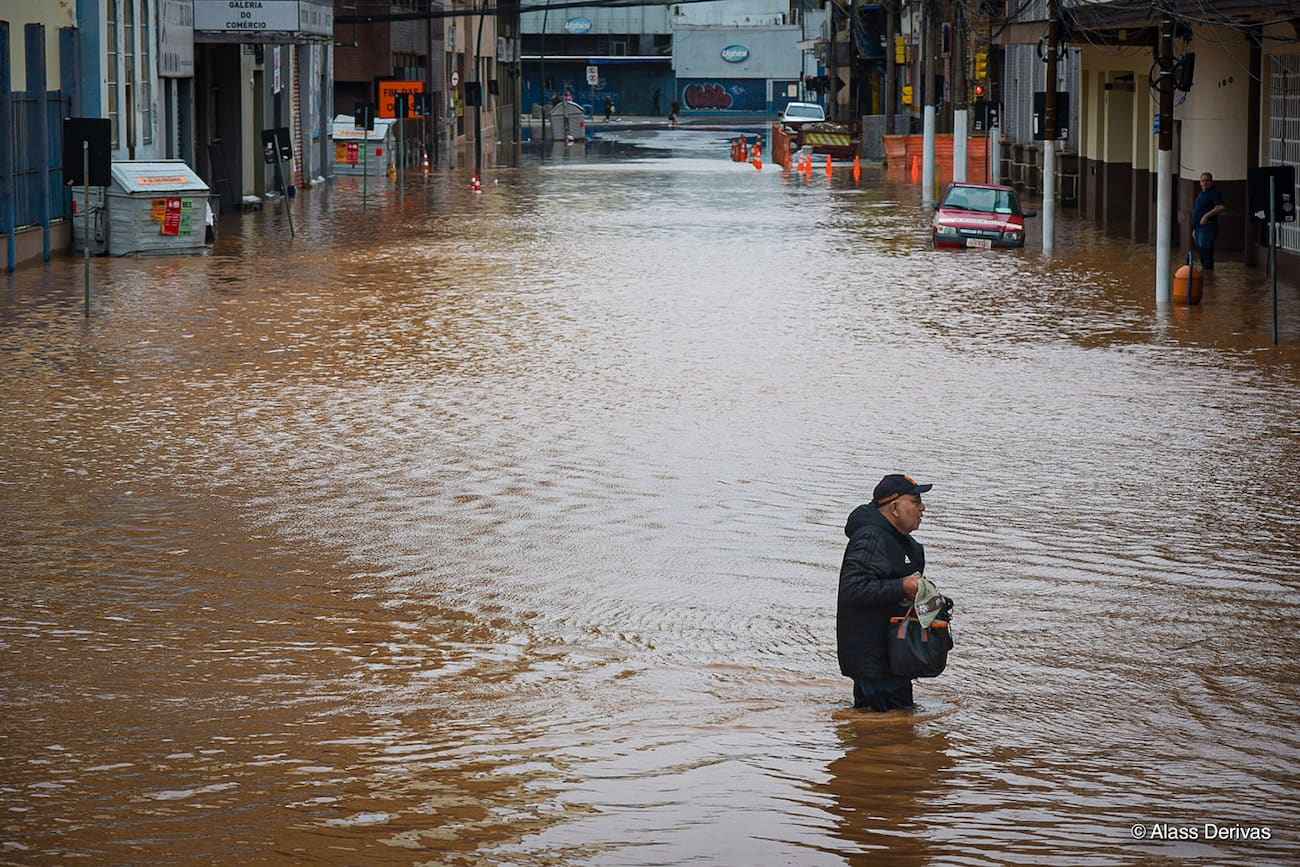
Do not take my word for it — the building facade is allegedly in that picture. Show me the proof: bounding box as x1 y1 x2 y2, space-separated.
520 0 812 117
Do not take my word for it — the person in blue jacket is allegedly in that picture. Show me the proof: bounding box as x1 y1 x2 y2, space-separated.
836 474 930 711
1191 172 1226 270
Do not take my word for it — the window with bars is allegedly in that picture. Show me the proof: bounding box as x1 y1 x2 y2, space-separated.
1269 54 1300 254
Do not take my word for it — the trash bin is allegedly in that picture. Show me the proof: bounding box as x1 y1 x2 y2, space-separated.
544 101 587 142
330 115 397 176
102 160 210 256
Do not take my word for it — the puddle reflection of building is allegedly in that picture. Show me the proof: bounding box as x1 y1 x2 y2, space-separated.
822 713 954 866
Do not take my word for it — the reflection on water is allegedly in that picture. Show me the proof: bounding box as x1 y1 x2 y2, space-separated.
3 130 1299 864
822 715 952 866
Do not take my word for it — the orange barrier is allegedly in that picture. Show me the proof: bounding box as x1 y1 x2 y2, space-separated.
884 134 992 183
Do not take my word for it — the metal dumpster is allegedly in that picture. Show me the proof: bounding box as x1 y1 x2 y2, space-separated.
102 160 210 256
330 115 397 176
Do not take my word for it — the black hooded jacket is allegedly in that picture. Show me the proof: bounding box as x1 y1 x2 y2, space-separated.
836 503 926 679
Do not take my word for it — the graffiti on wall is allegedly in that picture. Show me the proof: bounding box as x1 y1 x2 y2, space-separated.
679 80 766 112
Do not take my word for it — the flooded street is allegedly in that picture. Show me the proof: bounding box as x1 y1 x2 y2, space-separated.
3 129 1299 865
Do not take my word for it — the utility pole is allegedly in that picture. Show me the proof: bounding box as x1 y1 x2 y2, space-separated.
1155 19 1176 304
921 1 936 206
953 15 968 183
1042 0 1059 251
474 0 486 178
885 4 896 136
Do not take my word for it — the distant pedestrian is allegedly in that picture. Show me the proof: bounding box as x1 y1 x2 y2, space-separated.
669 97 681 129
1191 171 1226 270
652 87 663 116
603 96 614 121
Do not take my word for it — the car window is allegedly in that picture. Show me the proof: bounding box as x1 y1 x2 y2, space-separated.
946 187 1021 215
783 104 824 120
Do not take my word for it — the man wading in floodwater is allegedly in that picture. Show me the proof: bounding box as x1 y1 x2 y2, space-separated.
836 474 931 711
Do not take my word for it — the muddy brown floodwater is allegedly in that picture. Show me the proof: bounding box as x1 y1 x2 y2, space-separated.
3 129 1299 865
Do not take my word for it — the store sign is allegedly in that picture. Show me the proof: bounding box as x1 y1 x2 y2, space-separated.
158 0 194 78
378 81 425 119
194 0 331 35
564 17 592 34
298 0 331 36
721 45 750 63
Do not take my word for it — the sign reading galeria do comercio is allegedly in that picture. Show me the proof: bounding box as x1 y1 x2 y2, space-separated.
193 0 332 35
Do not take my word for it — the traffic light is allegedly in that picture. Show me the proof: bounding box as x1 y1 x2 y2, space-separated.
974 82 987 100
894 36 907 65
974 52 988 80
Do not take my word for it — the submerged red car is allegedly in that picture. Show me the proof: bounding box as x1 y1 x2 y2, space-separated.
931 182 1037 249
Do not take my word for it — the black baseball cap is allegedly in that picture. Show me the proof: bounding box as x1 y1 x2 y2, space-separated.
872 473 933 507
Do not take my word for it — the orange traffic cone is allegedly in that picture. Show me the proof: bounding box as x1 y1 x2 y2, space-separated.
910 155 920 181
826 155 833 177
421 149 430 173
471 173 482 193
853 155 862 182
740 138 748 160
754 157 763 171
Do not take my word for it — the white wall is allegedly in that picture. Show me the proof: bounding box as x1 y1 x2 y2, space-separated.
5 0 76 91
677 0 788 27
1175 26 1252 182
522 5 673 36
673 26 801 79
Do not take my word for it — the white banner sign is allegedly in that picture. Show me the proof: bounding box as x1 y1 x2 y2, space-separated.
195 0 299 33
159 0 194 78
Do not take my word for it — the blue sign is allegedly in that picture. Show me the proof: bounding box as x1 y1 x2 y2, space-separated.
721 45 750 63
565 17 592 34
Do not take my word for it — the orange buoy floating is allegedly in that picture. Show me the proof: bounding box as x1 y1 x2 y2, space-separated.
1173 264 1204 304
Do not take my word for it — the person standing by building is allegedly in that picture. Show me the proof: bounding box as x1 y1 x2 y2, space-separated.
669 97 681 128
1191 172 1227 270
603 96 614 121
836 474 931 711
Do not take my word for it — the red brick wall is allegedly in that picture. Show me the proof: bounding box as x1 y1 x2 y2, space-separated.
334 23 394 84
